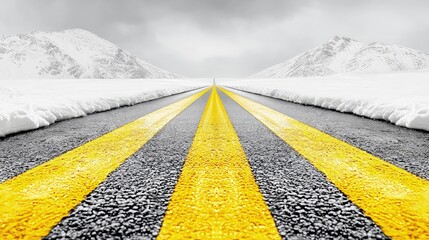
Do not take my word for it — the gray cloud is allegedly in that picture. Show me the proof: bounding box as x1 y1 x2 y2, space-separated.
1 0 428 77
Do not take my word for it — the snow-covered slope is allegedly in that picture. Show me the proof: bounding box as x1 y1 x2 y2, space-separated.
251 36 429 78
0 78 209 137
223 72 429 132
0 29 183 79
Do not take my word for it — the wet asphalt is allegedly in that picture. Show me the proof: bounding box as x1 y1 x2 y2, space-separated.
2 87 427 239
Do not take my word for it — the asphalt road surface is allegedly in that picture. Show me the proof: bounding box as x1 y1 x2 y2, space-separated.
0 87 427 239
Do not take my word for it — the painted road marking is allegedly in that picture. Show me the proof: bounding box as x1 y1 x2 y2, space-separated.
0 88 209 239
220 87 429 240
158 88 280 239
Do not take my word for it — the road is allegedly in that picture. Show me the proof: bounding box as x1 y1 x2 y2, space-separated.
0 86 428 239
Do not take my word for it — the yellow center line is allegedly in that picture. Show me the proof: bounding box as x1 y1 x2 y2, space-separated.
157 87 281 239
220 87 429 239
0 88 209 239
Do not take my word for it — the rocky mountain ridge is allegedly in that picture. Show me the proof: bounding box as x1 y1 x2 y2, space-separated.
251 36 429 78
0 29 183 79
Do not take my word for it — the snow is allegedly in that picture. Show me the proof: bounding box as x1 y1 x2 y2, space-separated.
0 79 209 137
251 36 429 78
221 72 429 132
0 29 184 79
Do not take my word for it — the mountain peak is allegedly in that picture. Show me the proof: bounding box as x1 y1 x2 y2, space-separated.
59 28 103 39
0 29 183 79
330 36 357 42
251 37 429 78
325 36 360 51
62 28 91 33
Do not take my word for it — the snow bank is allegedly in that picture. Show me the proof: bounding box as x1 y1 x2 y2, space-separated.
222 72 429 131
0 79 208 137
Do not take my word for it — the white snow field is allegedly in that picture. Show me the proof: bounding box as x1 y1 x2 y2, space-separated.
222 72 429 131
0 79 208 137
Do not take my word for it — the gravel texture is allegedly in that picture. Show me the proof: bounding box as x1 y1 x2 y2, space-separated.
45 91 209 239
0 88 203 183
220 91 388 239
3 86 421 239
225 87 429 180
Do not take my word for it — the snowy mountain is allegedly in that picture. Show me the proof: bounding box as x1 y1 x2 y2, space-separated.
251 36 429 78
0 29 183 79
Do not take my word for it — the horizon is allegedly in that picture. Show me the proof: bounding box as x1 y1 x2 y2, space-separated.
1 0 429 77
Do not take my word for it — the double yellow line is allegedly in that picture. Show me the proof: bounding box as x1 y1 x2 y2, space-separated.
158 87 280 239
0 86 428 239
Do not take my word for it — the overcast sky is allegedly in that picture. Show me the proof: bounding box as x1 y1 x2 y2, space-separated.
1 0 428 77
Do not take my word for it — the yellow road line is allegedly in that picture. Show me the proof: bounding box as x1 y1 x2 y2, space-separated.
0 88 209 239
158 88 280 239
220 87 429 239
